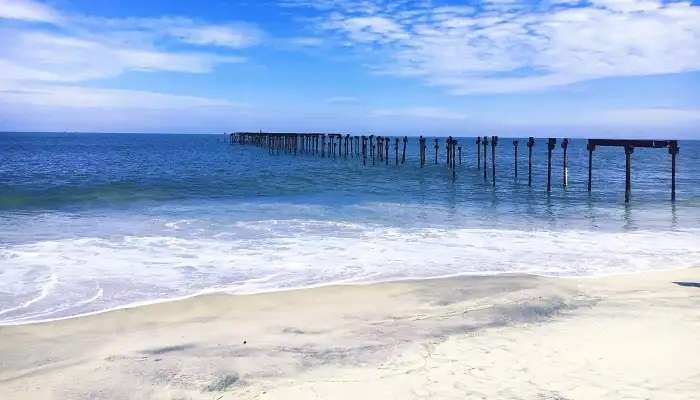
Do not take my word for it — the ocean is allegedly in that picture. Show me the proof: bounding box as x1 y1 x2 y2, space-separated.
1 132 699 324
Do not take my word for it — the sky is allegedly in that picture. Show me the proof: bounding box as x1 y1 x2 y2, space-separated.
0 0 699 137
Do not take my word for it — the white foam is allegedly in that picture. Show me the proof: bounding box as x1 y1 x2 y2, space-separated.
1 221 698 325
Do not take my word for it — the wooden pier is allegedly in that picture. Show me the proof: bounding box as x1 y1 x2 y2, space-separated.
230 132 679 202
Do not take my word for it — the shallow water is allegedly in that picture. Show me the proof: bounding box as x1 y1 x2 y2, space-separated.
1 132 699 324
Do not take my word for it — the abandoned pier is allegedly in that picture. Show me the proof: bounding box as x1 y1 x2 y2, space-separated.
229 132 679 203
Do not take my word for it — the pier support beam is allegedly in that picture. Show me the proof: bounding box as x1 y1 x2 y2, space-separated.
395 138 399 165
491 136 498 186
402 136 407 164
670 141 679 201
385 138 389 165
476 137 481 170
547 138 556 193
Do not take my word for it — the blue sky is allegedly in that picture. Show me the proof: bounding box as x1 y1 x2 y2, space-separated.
0 0 699 137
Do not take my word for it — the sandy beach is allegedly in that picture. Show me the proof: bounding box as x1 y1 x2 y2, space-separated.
1 268 699 400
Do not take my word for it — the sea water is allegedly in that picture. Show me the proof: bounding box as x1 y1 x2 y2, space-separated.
1 132 698 324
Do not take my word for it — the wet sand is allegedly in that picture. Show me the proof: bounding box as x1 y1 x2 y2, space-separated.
1 268 699 399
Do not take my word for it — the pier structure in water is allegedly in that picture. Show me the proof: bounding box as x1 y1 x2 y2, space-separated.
229 132 679 203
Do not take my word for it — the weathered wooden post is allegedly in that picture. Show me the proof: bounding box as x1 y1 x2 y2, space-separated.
362 136 367 166
446 136 452 167
527 137 534 186
513 140 519 178
321 134 326 157
547 138 556 193
395 138 399 165
669 141 679 201
370 135 375 165
476 137 481 169
458 145 462 165
482 136 489 180
587 141 595 192
491 136 498 186
418 136 425 168
561 138 569 188
625 144 633 203
434 138 439 165
385 137 389 165
402 136 407 164
346 134 350 158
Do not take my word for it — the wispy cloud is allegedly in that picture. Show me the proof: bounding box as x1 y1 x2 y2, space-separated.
0 0 257 115
0 0 59 23
287 0 700 94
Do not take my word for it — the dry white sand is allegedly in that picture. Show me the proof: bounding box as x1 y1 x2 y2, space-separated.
1 268 699 399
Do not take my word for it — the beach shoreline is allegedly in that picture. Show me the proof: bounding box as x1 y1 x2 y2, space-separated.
1 268 699 399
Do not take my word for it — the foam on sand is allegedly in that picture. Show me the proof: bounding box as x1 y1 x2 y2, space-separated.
1 220 698 324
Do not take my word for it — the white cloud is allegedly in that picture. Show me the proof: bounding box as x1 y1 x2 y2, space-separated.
288 0 700 94
0 0 59 22
327 16 409 43
0 0 256 119
0 82 239 109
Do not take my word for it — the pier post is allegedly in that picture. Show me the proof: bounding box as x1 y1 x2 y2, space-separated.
483 136 489 180
561 138 569 188
385 137 389 165
362 136 367 166
491 136 498 186
446 137 451 167
418 136 425 168
669 141 679 201
527 137 534 186
458 145 462 165
547 138 556 193
476 137 481 169
370 135 375 165
513 140 518 178
625 144 633 203
321 134 326 158
402 136 407 164
395 138 399 165
587 142 595 192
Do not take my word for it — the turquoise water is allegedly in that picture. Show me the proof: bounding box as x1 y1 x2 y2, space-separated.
1 132 699 324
